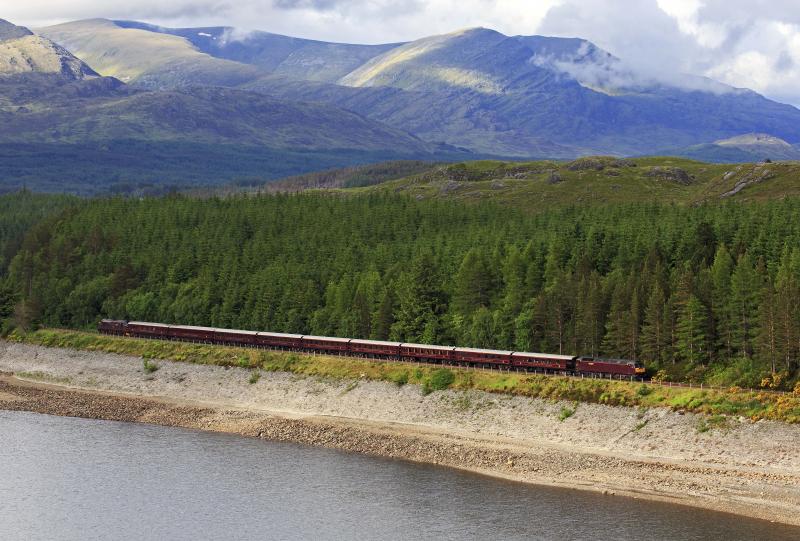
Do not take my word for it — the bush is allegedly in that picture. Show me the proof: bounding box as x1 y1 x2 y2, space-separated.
142 358 159 374
558 405 575 421
427 369 455 391
390 371 409 387
249 371 261 384
637 385 652 397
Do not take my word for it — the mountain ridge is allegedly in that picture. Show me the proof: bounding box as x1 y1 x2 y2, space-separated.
35 18 800 158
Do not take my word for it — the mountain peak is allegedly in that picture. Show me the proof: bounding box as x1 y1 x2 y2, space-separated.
0 19 97 80
0 18 34 41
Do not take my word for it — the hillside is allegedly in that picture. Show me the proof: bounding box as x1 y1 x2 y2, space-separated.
0 19 96 80
669 133 800 163
332 157 800 209
5 190 800 390
0 18 458 194
37 19 800 159
37 19 262 88
113 20 399 83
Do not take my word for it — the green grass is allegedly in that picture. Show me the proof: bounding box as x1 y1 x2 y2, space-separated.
8 328 800 423
345 157 800 211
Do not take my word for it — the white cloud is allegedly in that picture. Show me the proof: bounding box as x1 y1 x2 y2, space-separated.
4 0 558 43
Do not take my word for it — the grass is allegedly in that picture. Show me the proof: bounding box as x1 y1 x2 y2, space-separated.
351 157 800 211
8 328 800 423
248 371 261 384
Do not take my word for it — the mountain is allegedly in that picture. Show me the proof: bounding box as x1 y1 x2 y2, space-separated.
0 19 462 195
36 20 800 159
666 133 800 163
113 20 399 83
0 19 97 80
37 19 262 88
0 72 450 194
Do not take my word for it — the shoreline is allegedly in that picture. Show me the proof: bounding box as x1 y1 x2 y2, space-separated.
1 342 799 527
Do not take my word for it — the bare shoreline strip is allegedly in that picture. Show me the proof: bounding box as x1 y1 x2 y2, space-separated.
1 342 799 527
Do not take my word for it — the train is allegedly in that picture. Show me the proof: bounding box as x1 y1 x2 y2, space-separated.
98 319 646 378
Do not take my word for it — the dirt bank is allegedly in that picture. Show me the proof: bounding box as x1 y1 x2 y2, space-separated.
1 341 799 526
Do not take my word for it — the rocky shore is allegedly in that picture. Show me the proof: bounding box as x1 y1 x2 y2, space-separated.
1 341 799 526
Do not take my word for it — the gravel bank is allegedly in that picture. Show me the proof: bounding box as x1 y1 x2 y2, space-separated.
1 341 799 526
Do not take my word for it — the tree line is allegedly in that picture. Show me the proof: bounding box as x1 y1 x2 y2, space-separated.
4 192 800 388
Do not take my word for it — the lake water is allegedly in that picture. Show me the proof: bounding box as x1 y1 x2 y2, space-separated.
1 410 798 541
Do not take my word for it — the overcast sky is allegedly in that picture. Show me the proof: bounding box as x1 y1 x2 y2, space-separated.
6 0 800 105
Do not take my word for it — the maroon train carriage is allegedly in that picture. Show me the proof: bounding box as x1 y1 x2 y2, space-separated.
349 339 402 358
399 343 455 363
301 335 351 354
98 320 649 378
256 332 303 350
214 328 259 347
511 351 572 372
127 321 171 339
575 357 645 377
453 347 512 367
167 324 218 343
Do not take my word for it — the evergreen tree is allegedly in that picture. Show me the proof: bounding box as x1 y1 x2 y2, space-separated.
640 285 666 365
676 294 708 365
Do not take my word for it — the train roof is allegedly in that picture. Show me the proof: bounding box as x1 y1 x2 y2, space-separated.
400 343 456 351
455 347 514 355
301 335 351 343
349 339 402 347
215 328 260 336
170 324 218 332
512 351 575 361
128 321 170 328
257 331 304 339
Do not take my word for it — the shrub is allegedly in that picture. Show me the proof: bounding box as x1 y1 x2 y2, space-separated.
558 405 575 421
391 371 409 387
142 358 159 374
636 385 652 397
249 371 261 384
428 368 455 391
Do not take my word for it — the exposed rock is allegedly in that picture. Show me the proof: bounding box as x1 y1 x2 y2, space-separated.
567 157 607 171
547 171 562 184
646 166 693 185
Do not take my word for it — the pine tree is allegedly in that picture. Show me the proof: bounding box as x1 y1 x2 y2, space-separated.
640 285 666 365
390 252 446 342
676 295 708 365
730 253 761 359
710 244 735 361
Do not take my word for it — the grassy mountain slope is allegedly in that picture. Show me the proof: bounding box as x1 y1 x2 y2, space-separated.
0 71 453 194
37 19 263 88
37 20 800 159
114 20 400 83
0 19 97 80
338 157 800 209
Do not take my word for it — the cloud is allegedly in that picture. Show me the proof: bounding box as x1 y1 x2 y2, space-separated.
7 1 557 44
538 0 800 105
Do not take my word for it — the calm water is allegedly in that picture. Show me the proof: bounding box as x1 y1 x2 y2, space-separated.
1 411 797 541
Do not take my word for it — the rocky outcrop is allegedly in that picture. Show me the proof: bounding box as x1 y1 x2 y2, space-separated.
646 166 693 185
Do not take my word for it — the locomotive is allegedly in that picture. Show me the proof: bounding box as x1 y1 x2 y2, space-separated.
98 320 646 378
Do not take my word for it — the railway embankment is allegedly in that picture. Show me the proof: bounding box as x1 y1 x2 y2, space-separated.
1 337 800 526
